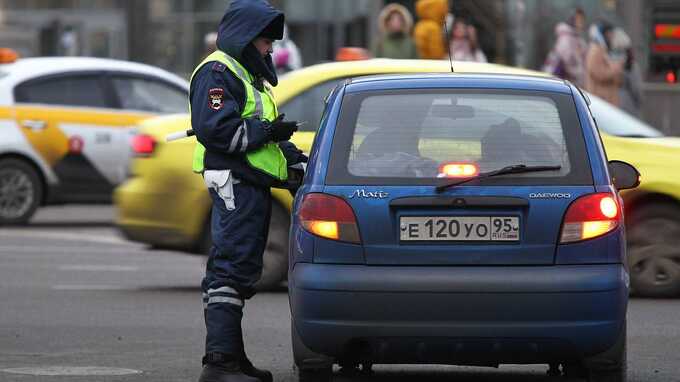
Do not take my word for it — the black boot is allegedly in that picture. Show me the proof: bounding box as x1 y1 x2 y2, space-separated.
198 361 259 382
241 357 273 382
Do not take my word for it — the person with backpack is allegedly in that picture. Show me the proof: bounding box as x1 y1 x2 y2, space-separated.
542 8 588 87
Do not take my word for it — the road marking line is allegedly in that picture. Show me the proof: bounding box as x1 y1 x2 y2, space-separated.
0 245 137 253
0 230 132 245
58 265 140 272
1 366 142 376
51 285 132 291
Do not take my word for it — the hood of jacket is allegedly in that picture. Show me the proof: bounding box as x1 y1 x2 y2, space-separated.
378 3 414 34
216 0 284 60
415 0 448 24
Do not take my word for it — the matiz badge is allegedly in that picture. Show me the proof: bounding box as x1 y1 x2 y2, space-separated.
349 189 389 199
208 88 225 111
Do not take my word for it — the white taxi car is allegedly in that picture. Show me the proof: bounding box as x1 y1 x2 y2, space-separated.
0 49 188 224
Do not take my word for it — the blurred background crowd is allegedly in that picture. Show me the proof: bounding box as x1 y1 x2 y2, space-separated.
0 0 678 133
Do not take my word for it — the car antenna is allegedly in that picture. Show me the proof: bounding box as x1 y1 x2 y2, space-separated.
444 18 455 73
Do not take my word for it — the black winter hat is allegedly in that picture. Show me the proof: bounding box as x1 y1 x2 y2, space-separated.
258 14 285 40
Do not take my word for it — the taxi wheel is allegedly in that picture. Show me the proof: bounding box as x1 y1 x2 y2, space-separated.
255 202 290 291
627 203 680 297
0 158 42 225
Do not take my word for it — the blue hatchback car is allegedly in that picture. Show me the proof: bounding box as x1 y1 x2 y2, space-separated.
288 73 640 382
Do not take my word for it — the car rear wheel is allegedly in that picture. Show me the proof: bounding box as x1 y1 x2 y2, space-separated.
255 202 290 291
292 321 333 382
627 203 680 297
585 321 627 382
198 201 290 291
0 158 42 225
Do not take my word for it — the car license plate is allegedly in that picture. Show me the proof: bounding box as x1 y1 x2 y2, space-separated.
400 216 520 241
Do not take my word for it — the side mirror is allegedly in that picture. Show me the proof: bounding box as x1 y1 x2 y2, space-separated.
608 160 640 190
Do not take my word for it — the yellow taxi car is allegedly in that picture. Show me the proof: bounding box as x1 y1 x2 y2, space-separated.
115 59 680 295
0 49 188 224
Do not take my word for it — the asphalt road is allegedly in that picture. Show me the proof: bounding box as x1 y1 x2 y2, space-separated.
0 206 678 382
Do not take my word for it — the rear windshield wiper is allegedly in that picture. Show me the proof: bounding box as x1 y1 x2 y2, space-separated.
435 164 562 192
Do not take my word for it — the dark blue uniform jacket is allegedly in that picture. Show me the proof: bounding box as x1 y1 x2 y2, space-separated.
190 0 299 187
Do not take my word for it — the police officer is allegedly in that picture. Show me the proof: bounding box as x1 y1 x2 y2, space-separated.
191 1 307 381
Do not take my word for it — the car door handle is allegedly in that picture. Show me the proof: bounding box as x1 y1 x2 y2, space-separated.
21 120 47 131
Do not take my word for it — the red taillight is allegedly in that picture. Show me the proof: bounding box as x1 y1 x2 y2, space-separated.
132 134 156 156
439 163 479 178
560 193 620 243
298 193 361 244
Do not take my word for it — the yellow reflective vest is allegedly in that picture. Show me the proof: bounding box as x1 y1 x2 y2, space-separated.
190 50 288 182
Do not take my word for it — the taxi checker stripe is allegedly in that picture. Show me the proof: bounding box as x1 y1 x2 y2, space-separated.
223 54 264 118
228 122 246 153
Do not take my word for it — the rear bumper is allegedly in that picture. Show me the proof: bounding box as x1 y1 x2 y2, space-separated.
290 263 628 365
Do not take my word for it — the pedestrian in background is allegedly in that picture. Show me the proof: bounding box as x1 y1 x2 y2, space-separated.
610 28 643 117
542 8 588 87
372 3 418 59
449 18 487 62
413 0 448 59
272 24 302 74
585 21 624 107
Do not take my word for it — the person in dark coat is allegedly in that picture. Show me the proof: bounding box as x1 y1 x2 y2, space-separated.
191 1 306 381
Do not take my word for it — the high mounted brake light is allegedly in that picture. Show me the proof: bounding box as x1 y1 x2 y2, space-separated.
439 163 479 178
298 193 361 244
559 193 621 243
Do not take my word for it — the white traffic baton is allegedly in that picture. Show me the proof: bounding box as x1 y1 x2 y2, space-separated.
166 130 195 142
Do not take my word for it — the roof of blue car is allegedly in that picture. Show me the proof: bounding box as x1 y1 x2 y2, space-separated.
346 73 572 94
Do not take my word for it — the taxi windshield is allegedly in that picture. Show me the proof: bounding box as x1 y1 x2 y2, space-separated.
327 88 592 186
589 95 664 138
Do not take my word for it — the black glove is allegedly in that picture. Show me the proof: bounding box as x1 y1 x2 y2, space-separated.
279 141 308 165
269 114 298 142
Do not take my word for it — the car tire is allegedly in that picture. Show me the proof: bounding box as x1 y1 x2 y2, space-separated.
197 202 290 291
0 158 42 225
627 203 680 297
291 321 333 382
585 321 627 382
254 202 290 291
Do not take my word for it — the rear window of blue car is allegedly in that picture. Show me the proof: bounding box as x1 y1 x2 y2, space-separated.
327 89 592 186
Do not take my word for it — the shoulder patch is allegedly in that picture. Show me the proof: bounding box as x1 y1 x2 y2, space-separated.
208 88 225 111
211 62 227 72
